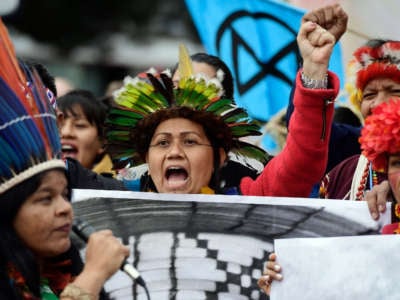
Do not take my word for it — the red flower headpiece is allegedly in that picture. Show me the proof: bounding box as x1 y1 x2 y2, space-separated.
348 41 400 110
360 99 400 172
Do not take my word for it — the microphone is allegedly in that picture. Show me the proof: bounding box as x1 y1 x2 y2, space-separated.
72 218 147 288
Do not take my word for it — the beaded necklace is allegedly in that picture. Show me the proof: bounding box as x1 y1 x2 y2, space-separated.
355 162 379 200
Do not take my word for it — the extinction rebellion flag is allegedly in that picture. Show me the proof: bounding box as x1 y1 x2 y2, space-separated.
185 0 344 122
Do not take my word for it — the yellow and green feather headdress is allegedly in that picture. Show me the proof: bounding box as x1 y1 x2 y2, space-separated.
106 46 268 169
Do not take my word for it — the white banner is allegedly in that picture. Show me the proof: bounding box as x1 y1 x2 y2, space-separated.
71 190 390 300
273 234 399 300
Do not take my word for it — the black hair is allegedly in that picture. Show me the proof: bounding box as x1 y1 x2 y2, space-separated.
0 168 71 298
57 89 108 140
333 106 362 127
172 53 235 100
25 60 58 97
191 53 234 100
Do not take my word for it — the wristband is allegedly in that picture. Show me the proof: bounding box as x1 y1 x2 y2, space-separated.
301 71 328 89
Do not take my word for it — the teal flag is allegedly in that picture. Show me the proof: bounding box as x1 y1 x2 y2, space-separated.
185 0 344 122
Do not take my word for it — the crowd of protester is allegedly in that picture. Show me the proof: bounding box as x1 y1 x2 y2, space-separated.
0 2 398 299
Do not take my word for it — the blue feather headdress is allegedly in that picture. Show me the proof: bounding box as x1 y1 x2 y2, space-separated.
106 45 269 169
0 19 64 193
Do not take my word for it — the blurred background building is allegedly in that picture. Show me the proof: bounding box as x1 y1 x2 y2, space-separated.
3 0 400 97
2 0 204 95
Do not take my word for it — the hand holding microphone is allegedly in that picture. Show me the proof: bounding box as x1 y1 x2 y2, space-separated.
72 219 147 288
66 219 133 298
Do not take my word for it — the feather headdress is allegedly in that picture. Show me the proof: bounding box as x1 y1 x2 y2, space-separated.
106 46 268 169
0 19 64 193
347 40 400 110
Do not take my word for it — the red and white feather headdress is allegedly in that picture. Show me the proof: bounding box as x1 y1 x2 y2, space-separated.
347 41 400 110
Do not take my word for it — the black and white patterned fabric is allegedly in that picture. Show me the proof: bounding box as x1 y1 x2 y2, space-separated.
102 232 271 299
71 191 383 300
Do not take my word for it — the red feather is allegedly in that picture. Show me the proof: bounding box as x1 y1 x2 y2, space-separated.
0 18 27 101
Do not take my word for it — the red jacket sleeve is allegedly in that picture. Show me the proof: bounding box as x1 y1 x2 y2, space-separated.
240 70 339 197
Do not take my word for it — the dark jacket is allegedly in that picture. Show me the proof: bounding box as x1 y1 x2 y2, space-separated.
66 158 127 190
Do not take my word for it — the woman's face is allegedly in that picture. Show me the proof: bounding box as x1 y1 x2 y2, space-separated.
388 154 400 203
146 118 218 193
360 78 400 118
13 170 73 258
60 104 104 169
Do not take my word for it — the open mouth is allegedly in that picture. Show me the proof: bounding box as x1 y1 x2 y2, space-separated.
61 144 78 158
165 167 188 188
